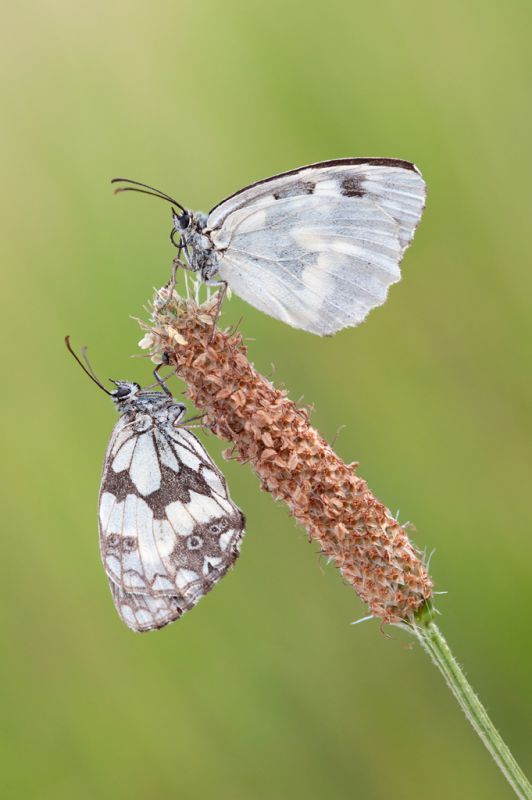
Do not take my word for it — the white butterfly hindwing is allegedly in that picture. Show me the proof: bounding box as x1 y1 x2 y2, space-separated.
98 388 245 632
108 579 186 633
206 158 425 335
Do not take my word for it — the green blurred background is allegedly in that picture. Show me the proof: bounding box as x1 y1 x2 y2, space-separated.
1 1 531 798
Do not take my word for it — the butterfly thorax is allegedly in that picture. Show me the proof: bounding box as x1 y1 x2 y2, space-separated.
180 211 220 281
112 383 186 426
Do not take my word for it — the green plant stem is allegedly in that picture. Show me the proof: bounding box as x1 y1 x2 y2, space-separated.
413 614 531 799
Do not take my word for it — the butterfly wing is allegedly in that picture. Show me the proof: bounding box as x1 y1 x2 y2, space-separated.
206 159 426 335
98 415 245 632
108 578 185 632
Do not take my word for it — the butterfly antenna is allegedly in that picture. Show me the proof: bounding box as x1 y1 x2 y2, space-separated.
111 178 186 213
65 336 113 395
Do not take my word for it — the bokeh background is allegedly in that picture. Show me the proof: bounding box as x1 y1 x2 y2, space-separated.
1 1 531 798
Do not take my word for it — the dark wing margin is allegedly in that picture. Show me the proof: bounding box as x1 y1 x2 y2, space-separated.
208 157 420 216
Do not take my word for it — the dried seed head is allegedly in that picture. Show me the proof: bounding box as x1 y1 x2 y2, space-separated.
142 291 433 624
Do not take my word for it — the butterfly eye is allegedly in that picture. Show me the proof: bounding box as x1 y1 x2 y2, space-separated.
113 385 131 400
177 211 190 231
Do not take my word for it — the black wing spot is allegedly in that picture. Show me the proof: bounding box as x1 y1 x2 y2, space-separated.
171 599 184 614
273 181 315 200
123 536 137 551
340 176 365 197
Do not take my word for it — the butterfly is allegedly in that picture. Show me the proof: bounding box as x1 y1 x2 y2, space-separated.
66 337 245 632
112 158 426 335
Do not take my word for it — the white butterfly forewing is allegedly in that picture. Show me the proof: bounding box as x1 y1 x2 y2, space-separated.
206 159 425 335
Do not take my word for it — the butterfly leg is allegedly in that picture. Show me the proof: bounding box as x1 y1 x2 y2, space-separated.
156 253 187 311
206 280 228 340
152 355 173 396
170 226 181 250
178 413 206 429
161 233 195 308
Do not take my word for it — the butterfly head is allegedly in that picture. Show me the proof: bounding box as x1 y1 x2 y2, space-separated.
110 380 140 404
172 209 191 232
66 338 185 423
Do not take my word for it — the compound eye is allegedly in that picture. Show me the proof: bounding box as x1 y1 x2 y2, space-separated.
114 385 131 400
178 211 190 231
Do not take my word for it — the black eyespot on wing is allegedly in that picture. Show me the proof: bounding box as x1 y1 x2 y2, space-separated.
340 175 365 197
207 522 223 534
186 535 204 551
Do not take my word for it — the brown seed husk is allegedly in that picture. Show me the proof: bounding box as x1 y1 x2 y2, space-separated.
143 292 433 624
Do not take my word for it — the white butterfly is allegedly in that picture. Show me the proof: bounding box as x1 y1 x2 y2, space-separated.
66 338 245 633
113 158 426 335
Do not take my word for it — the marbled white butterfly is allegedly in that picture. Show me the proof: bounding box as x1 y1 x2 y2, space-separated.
112 158 426 336
66 338 245 632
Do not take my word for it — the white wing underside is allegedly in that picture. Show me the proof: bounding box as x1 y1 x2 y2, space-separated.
207 160 426 335
108 579 184 633
99 416 244 632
